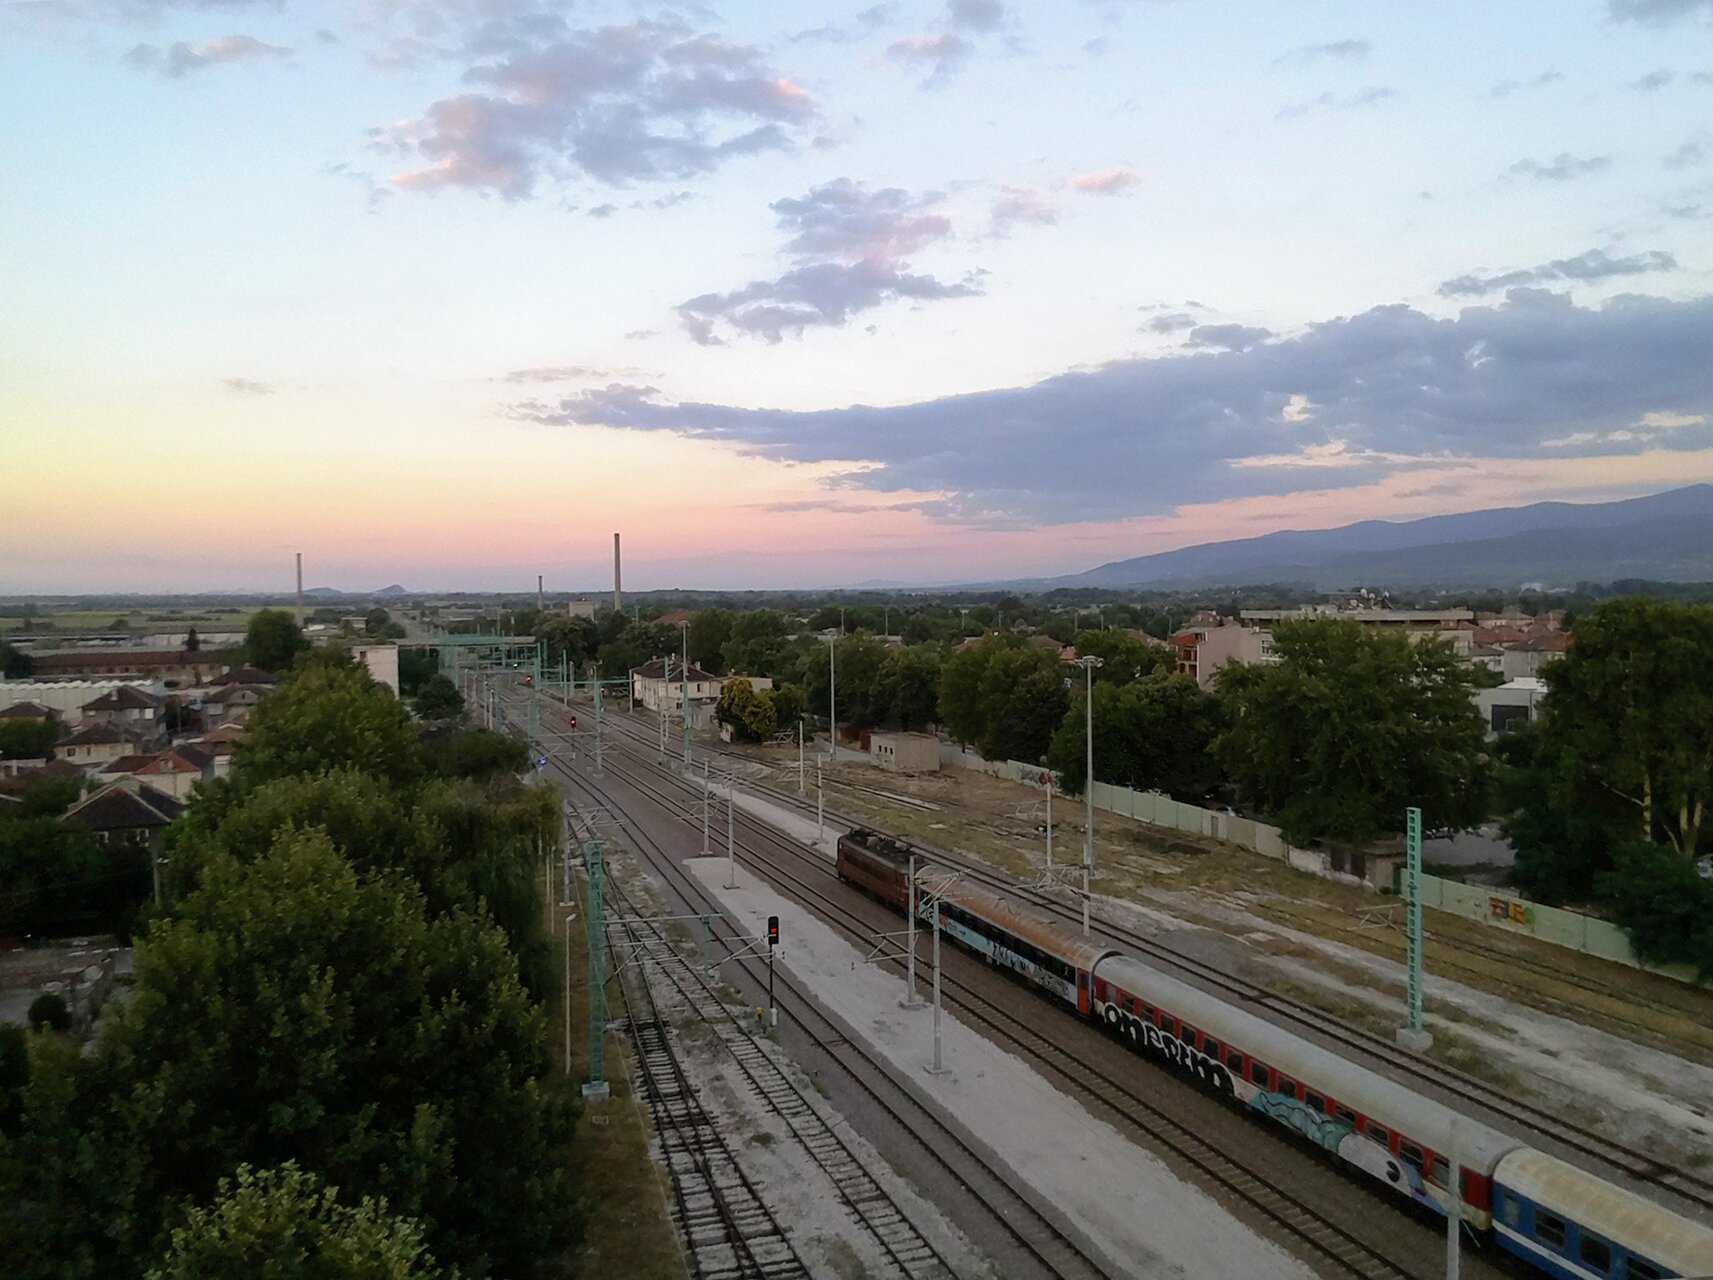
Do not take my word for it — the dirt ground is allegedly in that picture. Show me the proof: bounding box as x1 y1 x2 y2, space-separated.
735 742 1713 1171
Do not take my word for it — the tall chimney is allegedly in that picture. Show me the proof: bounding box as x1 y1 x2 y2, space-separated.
295 552 303 626
537 574 543 612
613 533 622 612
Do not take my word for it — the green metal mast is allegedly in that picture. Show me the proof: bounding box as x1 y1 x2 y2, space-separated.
583 837 610 1100
1398 805 1431 1051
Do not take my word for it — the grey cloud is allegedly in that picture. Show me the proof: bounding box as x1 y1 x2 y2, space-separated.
1439 247 1677 297
1631 68 1674 90
1489 70 1564 98
513 290 1713 525
673 178 976 343
1665 136 1708 167
125 34 292 77
948 0 1006 32
1144 312 1197 334
502 365 605 382
676 260 980 345
1507 153 1612 181
386 19 815 195
1277 85 1395 119
1184 323 1273 352
1274 38 1371 65
1608 0 1713 23
624 329 659 340
587 203 617 218
222 377 274 395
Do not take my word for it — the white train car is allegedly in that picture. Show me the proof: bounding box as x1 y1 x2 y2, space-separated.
1492 1148 1713 1280
1088 952 1520 1226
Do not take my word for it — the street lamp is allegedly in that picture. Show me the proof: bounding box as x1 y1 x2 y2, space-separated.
1075 654 1104 936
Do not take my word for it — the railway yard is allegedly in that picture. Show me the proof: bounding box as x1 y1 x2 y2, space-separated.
493 679 1713 1280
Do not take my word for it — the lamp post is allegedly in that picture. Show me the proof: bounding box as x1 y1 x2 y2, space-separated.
680 622 691 765
1076 655 1104 937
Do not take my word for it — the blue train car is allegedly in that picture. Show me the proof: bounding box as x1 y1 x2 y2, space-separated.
1492 1148 1713 1279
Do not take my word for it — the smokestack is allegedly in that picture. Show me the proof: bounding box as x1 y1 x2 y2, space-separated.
613 533 622 613
295 553 303 626
537 574 543 612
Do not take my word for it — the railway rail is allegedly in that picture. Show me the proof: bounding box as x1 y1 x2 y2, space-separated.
528 708 1465 1280
605 876 956 1279
570 701 1713 1220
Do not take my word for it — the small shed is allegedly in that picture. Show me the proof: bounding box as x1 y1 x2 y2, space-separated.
869 731 940 774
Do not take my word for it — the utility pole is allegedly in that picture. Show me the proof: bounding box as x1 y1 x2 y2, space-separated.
592 667 604 777
927 894 948 1075
816 757 824 843
582 838 610 1100
1398 806 1432 1051
1076 655 1103 936
725 776 737 889
797 723 805 794
562 910 574 1076
900 854 923 1008
680 623 691 765
1446 1118 1463 1280
701 758 711 855
824 631 837 760
1044 769 1054 870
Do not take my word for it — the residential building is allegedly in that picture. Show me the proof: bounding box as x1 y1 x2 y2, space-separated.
81 684 162 727
58 722 146 769
654 609 693 628
203 681 270 725
58 778 183 846
1476 677 1548 737
631 658 722 714
1172 622 1276 690
351 643 401 694
869 731 941 774
1498 633 1570 680
0 700 56 723
565 599 598 619
1 679 164 723
100 748 208 799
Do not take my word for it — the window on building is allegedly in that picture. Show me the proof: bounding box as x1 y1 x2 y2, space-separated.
1625 1257 1664 1280
1249 1060 1272 1086
1365 1123 1390 1150
1304 1090 1325 1113
1226 1051 1245 1075
1400 1141 1426 1175
1276 1076 1299 1099
1578 1235 1611 1274
1535 1210 1566 1250
1497 1193 1519 1228
1331 1104 1357 1126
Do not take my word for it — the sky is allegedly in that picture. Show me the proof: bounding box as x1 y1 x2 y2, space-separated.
2 0 1711 593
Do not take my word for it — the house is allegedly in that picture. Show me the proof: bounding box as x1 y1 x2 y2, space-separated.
0 701 56 723
1498 633 1570 680
350 643 400 694
80 684 162 727
869 731 941 774
631 658 722 715
100 748 208 799
1476 677 1548 737
210 665 279 688
653 609 693 628
58 721 145 769
58 778 183 845
1 679 165 724
1172 622 1276 690
203 680 271 724
566 599 598 619
189 724 244 778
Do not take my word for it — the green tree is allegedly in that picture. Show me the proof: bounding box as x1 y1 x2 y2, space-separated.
799 635 889 731
0 642 29 679
0 719 57 760
938 639 1069 763
245 610 309 673
1597 843 1713 974
27 993 70 1033
715 679 777 742
686 609 734 675
1213 620 1491 845
877 646 942 731
184 627 201 652
1 829 578 1279
1049 673 1224 800
147 1163 449 1280
1069 630 1173 685
411 675 464 721
236 657 422 790
721 610 788 676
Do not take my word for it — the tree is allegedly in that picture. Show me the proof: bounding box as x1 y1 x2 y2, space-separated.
937 639 1069 763
1213 620 1491 845
236 658 422 790
0 719 56 761
770 684 810 736
721 610 788 676
877 646 941 731
0 642 29 679
245 610 309 674
687 610 734 675
1597 843 1713 974
147 1163 448 1280
715 679 777 742
1522 598 1713 860
1 829 579 1278
411 675 464 722
27 994 70 1033
1069 630 1173 685
798 635 889 732
1049 673 1224 800
184 627 201 652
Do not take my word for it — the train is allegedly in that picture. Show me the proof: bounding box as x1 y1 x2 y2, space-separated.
835 827 1713 1280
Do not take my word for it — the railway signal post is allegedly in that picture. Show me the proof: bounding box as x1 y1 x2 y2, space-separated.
1397 805 1432 1052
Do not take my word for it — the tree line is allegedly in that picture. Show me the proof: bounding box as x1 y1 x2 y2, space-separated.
0 646 581 1277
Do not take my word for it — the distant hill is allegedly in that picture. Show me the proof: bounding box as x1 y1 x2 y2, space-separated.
375 584 408 597
1061 485 1713 589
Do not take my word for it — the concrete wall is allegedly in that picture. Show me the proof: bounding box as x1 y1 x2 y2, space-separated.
351 643 400 695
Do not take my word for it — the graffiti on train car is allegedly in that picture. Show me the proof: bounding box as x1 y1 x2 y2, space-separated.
1096 999 1235 1095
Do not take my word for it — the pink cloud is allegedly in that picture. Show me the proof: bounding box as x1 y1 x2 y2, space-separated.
1068 168 1140 195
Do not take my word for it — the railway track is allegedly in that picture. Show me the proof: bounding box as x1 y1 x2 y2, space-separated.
572 704 1713 1220
532 728 1106 1279
528 711 1459 1280
605 878 956 1279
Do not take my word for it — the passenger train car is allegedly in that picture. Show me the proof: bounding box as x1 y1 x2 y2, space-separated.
835 828 1713 1278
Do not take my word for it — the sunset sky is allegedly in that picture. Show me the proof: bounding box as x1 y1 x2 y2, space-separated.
3 0 1711 593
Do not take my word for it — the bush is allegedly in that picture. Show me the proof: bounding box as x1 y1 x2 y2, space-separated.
28 993 71 1033
1599 843 1713 975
